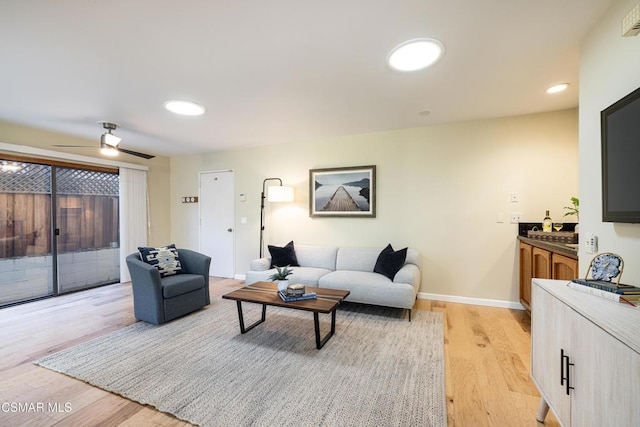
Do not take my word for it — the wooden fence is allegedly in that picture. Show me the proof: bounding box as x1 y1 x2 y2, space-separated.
0 193 119 258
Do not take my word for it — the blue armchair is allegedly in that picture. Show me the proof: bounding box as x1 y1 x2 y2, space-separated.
126 249 211 324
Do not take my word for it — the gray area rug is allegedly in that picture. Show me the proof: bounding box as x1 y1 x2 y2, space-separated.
36 297 446 427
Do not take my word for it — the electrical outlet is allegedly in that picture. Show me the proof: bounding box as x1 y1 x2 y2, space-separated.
585 233 598 254
510 213 521 223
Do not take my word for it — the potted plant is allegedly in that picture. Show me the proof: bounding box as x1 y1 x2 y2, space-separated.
563 196 579 233
268 265 294 292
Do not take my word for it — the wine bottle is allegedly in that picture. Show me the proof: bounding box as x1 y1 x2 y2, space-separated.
543 210 552 232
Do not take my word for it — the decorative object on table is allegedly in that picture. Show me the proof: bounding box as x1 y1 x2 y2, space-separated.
526 230 578 243
286 283 305 296
553 222 563 231
566 281 639 306
585 252 624 284
278 291 318 302
268 265 294 292
259 178 294 257
309 165 376 218
542 210 553 232
570 278 639 294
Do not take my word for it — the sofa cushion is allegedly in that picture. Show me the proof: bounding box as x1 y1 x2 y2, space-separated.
138 244 183 277
295 245 339 270
288 267 333 286
161 273 205 298
319 270 416 309
335 247 382 272
245 266 331 286
268 241 299 267
374 244 407 280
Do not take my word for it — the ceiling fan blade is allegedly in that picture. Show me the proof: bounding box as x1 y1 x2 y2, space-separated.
117 147 155 159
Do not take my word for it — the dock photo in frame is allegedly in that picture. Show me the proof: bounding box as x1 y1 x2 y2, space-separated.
309 165 376 217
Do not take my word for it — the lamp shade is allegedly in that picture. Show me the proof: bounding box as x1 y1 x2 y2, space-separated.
267 185 294 202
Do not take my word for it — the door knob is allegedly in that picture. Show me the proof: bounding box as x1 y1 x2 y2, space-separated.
227 228 233 232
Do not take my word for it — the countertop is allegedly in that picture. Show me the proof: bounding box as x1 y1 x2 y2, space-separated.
517 235 578 258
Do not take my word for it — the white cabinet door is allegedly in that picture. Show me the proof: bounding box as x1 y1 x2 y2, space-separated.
570 312 640 426
531 284 572 424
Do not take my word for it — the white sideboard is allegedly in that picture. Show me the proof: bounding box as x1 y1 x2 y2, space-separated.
531 278 640 426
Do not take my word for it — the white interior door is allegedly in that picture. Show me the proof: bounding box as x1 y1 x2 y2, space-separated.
199 170 234 278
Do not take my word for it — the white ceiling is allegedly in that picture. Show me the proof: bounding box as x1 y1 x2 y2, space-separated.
0 0 616 158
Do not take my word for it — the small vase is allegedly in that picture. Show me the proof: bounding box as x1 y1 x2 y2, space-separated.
277 280 289 292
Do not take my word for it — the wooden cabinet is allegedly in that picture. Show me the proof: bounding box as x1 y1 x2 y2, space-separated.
518 237 578 312
519 242 533 310
552 253 579 280
531 279 640 426
532 247 551 279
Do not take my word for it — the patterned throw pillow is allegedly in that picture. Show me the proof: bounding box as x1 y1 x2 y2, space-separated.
138 244 183 277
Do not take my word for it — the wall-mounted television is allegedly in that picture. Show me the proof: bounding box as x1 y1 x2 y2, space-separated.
601 85 640 223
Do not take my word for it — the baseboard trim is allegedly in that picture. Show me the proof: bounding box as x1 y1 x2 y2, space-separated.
418 292 525 310
230 277 524 310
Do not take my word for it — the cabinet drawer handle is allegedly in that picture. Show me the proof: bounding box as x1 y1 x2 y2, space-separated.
560 349 575 395
560 349 566 386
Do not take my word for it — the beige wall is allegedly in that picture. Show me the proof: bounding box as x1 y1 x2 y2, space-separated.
0 120 171 246
172 109 578 303
579 0 640 283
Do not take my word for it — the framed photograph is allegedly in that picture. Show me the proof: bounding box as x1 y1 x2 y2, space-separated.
309 165 376 217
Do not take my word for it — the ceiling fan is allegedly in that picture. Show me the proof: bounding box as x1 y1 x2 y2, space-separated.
52 122 155 159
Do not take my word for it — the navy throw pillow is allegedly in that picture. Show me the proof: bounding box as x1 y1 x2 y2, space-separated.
374 244 407 280
268 241 300 268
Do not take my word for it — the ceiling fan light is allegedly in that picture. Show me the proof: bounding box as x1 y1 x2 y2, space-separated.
387 38 444 72
164 100 206 116
546 83 570 94
101 132 121 146
100 142 119 156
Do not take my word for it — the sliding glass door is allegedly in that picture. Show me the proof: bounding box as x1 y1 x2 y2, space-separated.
0 159 120 306
0 161 54 305
55 167 120 293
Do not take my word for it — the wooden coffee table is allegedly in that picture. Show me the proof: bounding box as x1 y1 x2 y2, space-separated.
222 282 350 349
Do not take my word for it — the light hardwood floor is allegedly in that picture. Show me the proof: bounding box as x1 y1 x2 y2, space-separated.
0 279 559 426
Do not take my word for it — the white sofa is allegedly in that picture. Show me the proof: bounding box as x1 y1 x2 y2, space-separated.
245 244 421 320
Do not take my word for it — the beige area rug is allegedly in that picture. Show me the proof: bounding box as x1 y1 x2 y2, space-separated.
36 297 446 427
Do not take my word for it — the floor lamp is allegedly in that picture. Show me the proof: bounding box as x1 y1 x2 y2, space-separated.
260 178 294 257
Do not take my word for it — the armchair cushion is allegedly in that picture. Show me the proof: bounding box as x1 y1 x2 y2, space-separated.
138 244 183 277
162 274 205 299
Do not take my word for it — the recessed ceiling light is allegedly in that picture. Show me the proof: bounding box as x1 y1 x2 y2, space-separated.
164 100 206 116
387 38 445 72
547 83 570 94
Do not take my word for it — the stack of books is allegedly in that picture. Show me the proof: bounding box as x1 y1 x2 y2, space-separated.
278 291 317 302
568 279 640 307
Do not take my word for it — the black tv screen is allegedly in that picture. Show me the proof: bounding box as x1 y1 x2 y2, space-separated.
601 86 640 223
